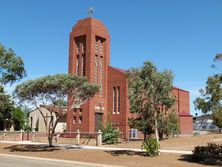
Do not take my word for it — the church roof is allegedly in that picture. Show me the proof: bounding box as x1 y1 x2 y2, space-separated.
109 66 127 74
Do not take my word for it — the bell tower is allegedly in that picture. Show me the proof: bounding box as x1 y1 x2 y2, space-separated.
67 14 110 133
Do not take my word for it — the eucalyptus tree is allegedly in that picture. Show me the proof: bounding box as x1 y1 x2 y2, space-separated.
0 86 14 130
194 74 222 130
127 61 175 143
14 74 99 146
0 44 26 86
0 44 26 129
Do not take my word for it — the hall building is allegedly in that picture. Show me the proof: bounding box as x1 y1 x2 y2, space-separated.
67 16 193 138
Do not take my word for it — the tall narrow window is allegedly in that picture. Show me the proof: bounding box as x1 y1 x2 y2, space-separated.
73 109 77 114
74 36 86 77
117 86 120 114
94 55 98 83
99 56 103 96
100 43 103 55
73 116 77 124
81 42 85 54
82 55 86 76
113 87 116 114
76 55 80 76
79 108 83 114
79 116 83 124
95 42 98 54
76 44 79 54
30 117 33 128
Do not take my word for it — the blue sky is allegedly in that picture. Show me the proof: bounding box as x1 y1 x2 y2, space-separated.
1 0 222 116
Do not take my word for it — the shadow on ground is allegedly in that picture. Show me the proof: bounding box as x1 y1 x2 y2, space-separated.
105 150 147 156
3 145 77 152
179 154 222 166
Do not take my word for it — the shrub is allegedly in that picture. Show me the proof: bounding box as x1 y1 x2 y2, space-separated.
192 143 222 162
158 111 179 139
142 138 160 157
102 115 119 144
193 132 200 136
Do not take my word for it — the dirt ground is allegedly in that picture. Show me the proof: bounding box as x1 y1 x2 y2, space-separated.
0 133 222 167
0 143 210 167
35 133 222 151
109 133 222 151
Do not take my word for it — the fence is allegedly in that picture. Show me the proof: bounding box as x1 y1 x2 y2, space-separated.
0 129 103 146
58 130 102 146
0 129 35 142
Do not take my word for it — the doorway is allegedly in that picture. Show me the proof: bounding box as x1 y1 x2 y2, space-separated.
95 113 103 131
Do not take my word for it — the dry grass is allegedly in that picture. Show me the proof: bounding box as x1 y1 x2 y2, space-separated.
0 133 222 167
104 133 222 151
0 143 210 167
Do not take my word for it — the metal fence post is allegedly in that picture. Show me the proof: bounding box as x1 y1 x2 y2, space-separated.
76 129 80 145
20 129 23 141
97 130 102 146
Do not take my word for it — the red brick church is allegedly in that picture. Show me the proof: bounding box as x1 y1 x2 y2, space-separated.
67 16 193 138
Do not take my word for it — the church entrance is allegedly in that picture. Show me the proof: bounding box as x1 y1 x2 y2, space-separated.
95 113 103 131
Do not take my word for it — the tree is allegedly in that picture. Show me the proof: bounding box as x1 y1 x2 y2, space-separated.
158 111 179 139
194 74 222 131
12 107 26 130
127 61 175 143
0 44 26 130
0 86 14 130
0 44 26 86
212 109 222 130
14 74 99 146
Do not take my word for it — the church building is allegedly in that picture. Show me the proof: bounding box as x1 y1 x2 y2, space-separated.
67 16 193 138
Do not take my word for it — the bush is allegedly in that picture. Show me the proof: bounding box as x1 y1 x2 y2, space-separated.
193 132 200 136
158 111 179 139
142 138 160 156
192 143 222 162
102 128 119 144
102 115 119 144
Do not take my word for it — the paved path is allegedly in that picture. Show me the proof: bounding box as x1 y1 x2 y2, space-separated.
0 141 192 155
0 153 124 167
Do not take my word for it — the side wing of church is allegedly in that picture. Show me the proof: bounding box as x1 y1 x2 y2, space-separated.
67 17 193 139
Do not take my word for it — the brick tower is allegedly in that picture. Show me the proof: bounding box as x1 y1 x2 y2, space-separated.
67 17 110 133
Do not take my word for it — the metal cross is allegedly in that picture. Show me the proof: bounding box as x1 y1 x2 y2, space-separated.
88 7 94 18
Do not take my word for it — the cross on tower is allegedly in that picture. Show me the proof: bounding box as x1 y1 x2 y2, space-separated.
88 7 94 18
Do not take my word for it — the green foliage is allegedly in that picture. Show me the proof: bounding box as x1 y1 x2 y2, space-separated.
142 138 160 157
158 112 179 139
23 123 32 132
127 61 175 140
193 132 200 136
0 44 26 85
12 107 26 130
14 74 99 107
164 111 179 137
194 74 222 126
214 53 222 61
192 143 222 162
212 108 222 128
0 86 14 130
102 115 119 144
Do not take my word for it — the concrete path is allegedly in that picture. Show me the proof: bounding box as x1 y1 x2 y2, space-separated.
0 153 124 167
0 141 192 155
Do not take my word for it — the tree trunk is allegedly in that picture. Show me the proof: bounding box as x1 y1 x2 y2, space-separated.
154 116 159 144
48 135 53 147
144 133 147 141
